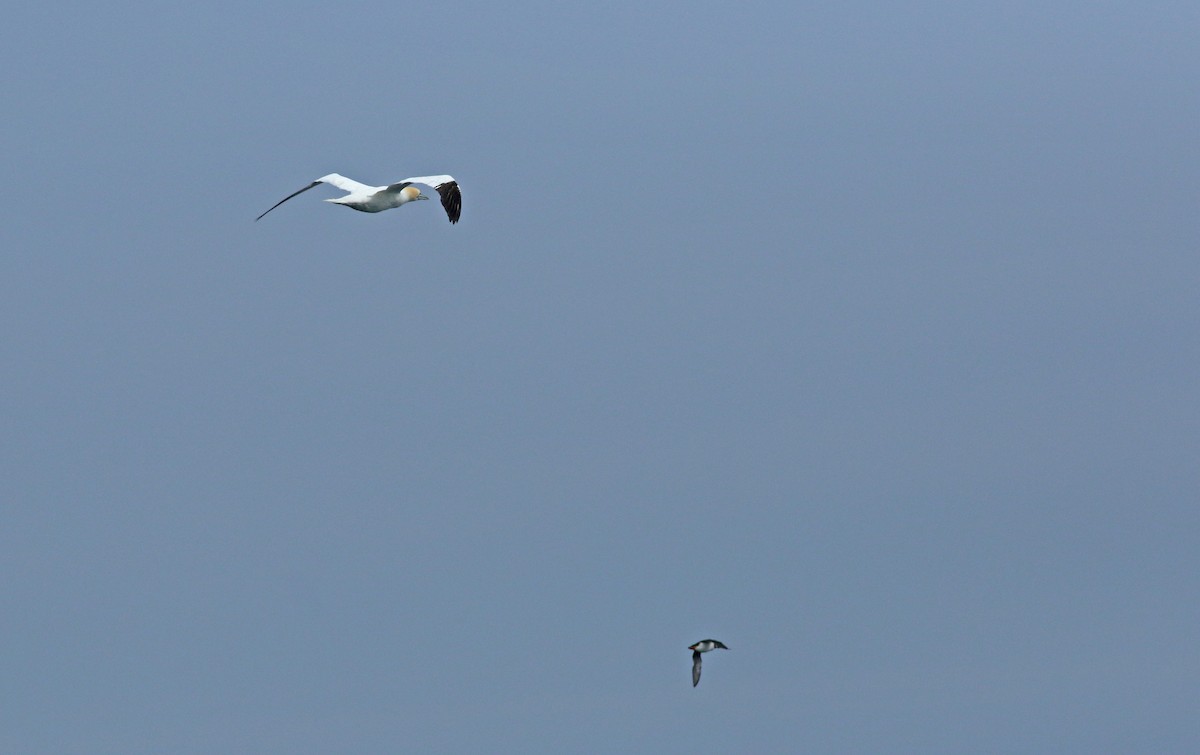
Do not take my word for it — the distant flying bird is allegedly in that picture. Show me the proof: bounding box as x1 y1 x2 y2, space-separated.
689 639 728 687
256 173 462 224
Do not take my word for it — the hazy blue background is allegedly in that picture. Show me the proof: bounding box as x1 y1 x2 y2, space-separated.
3 2 1197 752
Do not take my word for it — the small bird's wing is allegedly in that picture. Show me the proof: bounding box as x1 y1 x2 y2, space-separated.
255 174 375 221
399 175 461 224
692 650 702 687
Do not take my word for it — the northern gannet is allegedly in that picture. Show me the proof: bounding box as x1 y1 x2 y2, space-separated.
256 173 461 223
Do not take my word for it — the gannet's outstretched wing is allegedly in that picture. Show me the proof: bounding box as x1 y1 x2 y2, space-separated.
399 175 462 224
256 174 376 221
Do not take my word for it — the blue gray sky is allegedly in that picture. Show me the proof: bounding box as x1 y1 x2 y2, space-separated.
3 2 1197 752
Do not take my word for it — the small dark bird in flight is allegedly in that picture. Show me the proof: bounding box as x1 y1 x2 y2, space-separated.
689 639 728 687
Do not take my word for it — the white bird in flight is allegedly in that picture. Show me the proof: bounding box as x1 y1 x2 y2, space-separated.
256 173 462 224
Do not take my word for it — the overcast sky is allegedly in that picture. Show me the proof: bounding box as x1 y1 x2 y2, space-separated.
2 2 1197 753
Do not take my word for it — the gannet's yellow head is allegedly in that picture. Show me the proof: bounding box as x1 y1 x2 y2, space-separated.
401 186 428 202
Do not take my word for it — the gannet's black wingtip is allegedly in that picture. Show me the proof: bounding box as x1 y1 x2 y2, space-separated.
435 180 461 224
